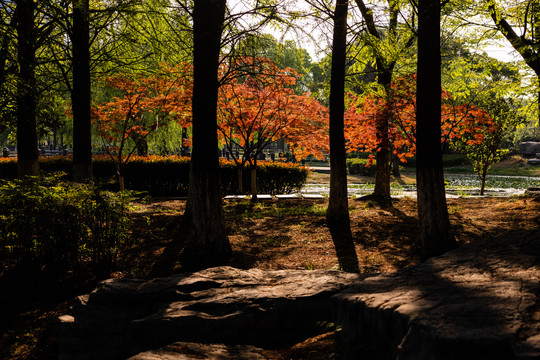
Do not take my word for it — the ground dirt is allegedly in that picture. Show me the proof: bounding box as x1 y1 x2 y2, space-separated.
1 174 539 359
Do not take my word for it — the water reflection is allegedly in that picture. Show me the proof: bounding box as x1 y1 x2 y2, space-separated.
302 174 540 198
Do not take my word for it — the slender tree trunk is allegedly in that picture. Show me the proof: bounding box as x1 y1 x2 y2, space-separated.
135 136 148 156
326 0 359 273
181 127 188 156
480 166 488 196
183 0 231 269
72 0 93 181
392 154 401 178
415 0 455 259
237 166 243 194
250 158 258 201
118 173 125 191
16 0 39 177
0 12 16 99
488 2 540 138
373 68 392 200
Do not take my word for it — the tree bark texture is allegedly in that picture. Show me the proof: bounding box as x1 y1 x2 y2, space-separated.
72 0 93 181
183 0 231 269
415 0 456 259
327 0 360 273
16 0 39 177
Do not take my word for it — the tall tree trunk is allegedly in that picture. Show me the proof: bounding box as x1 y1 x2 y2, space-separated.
16 0 39 177
326 0 359 273
415 0 455 259
373 67 392 200
183 0 231 269
72 0 93 181
237 166 243 194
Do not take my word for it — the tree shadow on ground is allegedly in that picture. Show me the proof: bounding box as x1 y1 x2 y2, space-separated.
146 214 190 278
351 198 419 271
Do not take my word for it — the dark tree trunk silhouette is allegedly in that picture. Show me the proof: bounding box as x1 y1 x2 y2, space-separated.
354 0 412 202
16 0 39 177
415 0 455 259
373 67 392 200
391 153 401 178
327 0 360 273
182 0 231 269
72 0 93 181
250 158 258 201
489 1 540 126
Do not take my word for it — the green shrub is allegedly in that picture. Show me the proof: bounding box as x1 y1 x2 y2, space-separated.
220 161 308 195
346 158 376 176
346 151 374 159
0 174 131 274
400 154 471 168
442 154 471 167
0 156 308 195
256 162 308 194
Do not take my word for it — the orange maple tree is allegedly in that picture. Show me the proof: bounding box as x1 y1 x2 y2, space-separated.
217 57 329 196
345 74 496 167
93 64 192 190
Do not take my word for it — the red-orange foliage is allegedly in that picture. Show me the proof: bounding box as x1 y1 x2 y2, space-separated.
345 74 496 166
93 64 192 189
217 57 329 165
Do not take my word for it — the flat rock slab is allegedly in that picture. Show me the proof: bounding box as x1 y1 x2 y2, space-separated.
59 267 361 360
302 194 325 199
333 230 540 360
127 342 269 360
275 194 301 199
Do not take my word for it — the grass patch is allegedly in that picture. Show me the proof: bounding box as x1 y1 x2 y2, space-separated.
224 200 328 219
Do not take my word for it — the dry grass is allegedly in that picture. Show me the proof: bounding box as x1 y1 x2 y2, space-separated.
118 196 539 279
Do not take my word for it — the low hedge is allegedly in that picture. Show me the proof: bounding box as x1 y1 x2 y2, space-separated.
346 158 376 176
221 161 308 195
0 156 308 196
401 154 471 168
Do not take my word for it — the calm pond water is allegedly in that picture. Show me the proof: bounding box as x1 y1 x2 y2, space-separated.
302 174 540 198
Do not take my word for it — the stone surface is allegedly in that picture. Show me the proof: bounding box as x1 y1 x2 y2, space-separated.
127 342 269 360
519 142 540 156
332 230 540 360
59 266 361 360
528 158 540 166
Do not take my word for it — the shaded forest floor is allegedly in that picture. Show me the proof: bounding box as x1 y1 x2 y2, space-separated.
1 193 539 359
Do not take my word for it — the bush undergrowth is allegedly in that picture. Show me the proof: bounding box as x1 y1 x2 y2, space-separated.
0 174 131 275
